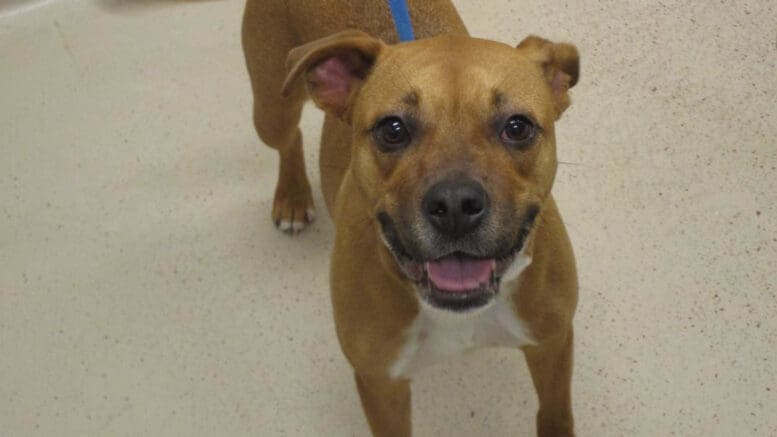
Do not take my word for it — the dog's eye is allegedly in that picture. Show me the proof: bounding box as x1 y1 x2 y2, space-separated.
374 117 411 152
500 115 535 147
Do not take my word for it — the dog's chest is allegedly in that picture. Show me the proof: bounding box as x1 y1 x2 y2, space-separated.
389 256 534 379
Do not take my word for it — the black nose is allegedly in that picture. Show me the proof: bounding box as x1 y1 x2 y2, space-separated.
422 179 489 237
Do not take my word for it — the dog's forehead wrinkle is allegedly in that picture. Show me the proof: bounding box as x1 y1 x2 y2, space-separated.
377 50 526 124
492 89 507 108
369 50 418 103
401 91 419 106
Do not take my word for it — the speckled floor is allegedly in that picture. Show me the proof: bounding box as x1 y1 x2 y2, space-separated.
1 0 775 435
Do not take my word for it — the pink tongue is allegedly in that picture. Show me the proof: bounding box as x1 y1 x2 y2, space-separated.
426 256 494 292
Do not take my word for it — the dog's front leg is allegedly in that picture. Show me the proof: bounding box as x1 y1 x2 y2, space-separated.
354 372 412 437
523 327 575 437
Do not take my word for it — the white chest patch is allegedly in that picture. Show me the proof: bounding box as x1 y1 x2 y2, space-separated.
389 252 535 379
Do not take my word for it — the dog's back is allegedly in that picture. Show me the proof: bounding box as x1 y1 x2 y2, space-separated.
250 0 467 46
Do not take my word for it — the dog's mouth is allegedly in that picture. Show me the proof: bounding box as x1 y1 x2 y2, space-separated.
379 213 534 312
400 250 524 312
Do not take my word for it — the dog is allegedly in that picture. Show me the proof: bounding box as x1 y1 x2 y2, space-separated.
245 1 580 435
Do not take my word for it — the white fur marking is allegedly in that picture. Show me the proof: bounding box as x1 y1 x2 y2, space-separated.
278 219 292 231
389 251 535 379
291 220 305 232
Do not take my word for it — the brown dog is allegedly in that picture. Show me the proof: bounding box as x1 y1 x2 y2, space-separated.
244 1 579 435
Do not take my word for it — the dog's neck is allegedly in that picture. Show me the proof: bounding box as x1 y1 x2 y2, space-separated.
389 249 535 379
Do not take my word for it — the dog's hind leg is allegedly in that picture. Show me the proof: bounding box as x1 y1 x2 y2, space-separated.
242 0 314 234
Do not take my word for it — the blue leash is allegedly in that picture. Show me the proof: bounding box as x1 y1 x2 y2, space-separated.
387 0 415 42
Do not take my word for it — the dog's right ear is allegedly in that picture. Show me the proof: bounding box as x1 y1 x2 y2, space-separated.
282 30 385 119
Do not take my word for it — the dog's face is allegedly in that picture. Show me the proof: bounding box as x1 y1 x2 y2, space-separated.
284 32 578 312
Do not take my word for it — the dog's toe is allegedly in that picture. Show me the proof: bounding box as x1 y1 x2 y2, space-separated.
272 196 316 235
278 219 293 233
291 220 306 233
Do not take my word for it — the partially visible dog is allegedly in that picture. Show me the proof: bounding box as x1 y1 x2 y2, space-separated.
248 1 580 436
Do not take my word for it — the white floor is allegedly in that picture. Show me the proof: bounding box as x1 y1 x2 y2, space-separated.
1 1 775 435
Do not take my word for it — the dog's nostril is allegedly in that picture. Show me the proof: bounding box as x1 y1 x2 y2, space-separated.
461 198 483 216
429 201 447 217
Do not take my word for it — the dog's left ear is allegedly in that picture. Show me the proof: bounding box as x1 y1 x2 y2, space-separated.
517 36 580 117
282 30 385 120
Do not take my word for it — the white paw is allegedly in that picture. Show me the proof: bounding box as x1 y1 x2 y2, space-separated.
275 208 316 235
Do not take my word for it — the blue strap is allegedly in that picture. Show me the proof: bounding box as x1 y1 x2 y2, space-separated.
387 0 415 42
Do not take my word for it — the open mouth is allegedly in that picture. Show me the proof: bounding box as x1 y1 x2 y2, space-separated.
377 209 537 312
385 243 526 312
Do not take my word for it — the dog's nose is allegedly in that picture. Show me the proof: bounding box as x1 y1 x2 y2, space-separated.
422 179 489 237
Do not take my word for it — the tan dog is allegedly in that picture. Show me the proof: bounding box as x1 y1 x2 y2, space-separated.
244 1 579 435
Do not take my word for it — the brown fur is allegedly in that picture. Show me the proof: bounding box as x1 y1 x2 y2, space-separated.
243 1 579 435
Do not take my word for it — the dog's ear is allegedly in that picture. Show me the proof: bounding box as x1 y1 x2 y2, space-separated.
282 30 385 119
516 36 580 117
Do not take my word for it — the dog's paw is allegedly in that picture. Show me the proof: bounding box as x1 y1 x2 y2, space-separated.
272 194 315 235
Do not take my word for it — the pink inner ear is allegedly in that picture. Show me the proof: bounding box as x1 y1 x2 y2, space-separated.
309 57 353 109
550 70 571 96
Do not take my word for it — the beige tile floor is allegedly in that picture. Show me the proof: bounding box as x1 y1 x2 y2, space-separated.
1 0 776 435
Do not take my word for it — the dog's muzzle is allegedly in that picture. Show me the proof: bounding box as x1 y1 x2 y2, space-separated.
378 183 538 312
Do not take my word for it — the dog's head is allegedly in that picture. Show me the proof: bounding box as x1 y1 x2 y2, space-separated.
283 31 579 312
